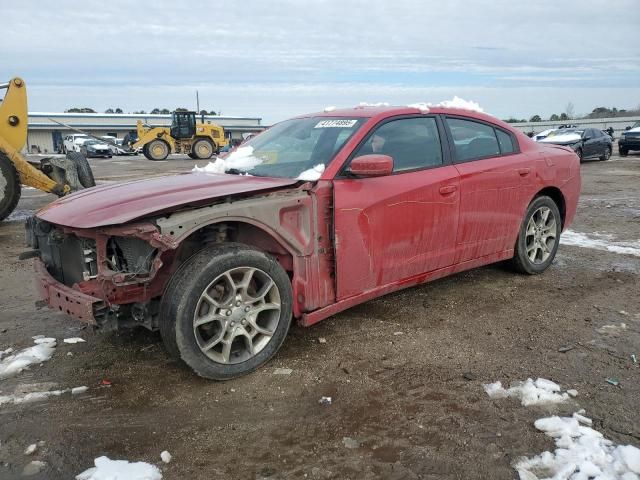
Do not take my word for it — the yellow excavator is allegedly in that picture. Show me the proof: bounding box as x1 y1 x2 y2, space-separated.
0 77 95 221
133 111 228 161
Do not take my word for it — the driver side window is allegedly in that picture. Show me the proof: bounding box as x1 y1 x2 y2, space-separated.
352 117 443 172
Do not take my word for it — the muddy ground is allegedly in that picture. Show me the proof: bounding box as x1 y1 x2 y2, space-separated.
1 150 639 479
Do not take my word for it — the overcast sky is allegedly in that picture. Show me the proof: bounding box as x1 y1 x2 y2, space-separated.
3 0 639 123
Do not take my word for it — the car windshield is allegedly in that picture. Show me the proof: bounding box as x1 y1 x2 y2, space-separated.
632 121 640 129
220 116 366 179
84 140 100 146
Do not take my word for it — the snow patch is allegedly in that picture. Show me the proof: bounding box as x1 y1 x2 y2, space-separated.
515 413 640 479
192 146 263 175
297 164 325 181
0 338 56 380
76 456 162 480
408 96 484 114
160 450 172 464
358 102 390 107
323 106 336 112
561 230 640 257
63 337 86 344
0 386 88 406
484 378 571 406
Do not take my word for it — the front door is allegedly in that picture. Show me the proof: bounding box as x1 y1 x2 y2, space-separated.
333 116 460 300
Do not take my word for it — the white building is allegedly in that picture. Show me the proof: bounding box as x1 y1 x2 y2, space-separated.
25 112 264 153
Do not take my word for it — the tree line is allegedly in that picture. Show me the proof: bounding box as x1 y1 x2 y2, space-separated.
504 103 640 123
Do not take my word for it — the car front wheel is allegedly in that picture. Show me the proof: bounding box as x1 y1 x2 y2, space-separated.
511 196 561 275
619 148 628 157
159 243 292 380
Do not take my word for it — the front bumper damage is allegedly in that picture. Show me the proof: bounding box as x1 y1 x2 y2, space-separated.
25 217 178 330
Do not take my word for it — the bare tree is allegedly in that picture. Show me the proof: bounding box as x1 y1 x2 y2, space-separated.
565 102 575 120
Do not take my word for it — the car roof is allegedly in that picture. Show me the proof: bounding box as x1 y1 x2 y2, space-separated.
296 105 511 129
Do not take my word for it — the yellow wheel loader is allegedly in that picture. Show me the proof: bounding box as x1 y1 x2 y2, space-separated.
133 111 228 161
0 77 95 221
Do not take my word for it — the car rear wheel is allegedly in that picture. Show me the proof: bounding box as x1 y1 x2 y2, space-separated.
159 243 292 380
144 139 170 161
599 147 611 161
192 138 215 160
576 148 583 163
510 196 561 275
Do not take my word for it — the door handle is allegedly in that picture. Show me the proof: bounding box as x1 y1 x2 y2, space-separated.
518 168 531 177
439 185 458 195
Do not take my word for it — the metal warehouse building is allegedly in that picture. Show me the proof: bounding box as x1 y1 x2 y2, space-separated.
25 112 264 153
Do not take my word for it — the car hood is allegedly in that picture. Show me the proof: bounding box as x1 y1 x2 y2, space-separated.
36 173 299 228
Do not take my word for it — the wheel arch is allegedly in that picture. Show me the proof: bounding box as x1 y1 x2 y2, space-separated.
534 186 566 228
172 219 296 275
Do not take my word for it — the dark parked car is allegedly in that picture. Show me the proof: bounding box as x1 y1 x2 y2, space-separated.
619 121 640 156
539 127 612 162
26 105 580 380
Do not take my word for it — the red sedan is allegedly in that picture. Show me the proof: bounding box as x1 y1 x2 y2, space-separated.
26 105 580 379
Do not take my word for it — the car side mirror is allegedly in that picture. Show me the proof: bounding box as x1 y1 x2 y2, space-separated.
348 154 394 177
582 135 591 141
626 126 631 131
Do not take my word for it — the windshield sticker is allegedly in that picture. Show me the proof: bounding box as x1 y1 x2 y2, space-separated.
314 119 358 129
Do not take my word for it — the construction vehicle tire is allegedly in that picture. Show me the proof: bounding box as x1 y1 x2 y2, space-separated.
192 138 214 160
187 152 197 159
145 139 170 161
66 152 95 188
0 152 21 221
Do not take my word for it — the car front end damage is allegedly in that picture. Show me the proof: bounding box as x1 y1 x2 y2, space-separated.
25 217 177 330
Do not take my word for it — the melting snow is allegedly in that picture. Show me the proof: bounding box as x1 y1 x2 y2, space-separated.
358 102 390 107
192 146 263 175
484 378 570 406
297 164 325 181
63 337 86 344
0 338 56 380
515 413 640 479
160 451 172 464
76 456 162 480
0 385 88 406
324 105 337 112
408 96 484 113
561 230 640 257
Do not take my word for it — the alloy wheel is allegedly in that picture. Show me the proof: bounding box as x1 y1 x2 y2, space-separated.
525 206 557 264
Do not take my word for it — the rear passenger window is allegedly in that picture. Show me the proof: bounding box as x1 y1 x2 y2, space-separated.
446 118 500 162
496 129 515 154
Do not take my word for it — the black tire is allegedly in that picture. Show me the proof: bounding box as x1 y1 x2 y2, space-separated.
0 152 21 221
510 195 561 275
619 148 628 157
576 148 583 163
66 152 95 188
599 147 611 161
192 138 215 160
145 139 170 161
159 243 293 380
187 152 197 159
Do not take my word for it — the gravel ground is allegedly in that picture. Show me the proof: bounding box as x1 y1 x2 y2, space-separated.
0 150 639 479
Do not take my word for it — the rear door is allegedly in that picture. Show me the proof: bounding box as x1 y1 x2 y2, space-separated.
333 116 460 299
444 116 534 263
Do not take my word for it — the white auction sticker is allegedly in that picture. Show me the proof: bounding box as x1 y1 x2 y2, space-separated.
314 119 358 128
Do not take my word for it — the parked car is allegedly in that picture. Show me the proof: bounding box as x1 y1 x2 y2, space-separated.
101 136 137 156
619 121 640 156
538 127 612 161
533 128 556 142
62 134 89 153
25 105 580 380
79 139 112 158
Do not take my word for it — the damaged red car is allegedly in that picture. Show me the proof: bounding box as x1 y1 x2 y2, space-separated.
25 106 581 380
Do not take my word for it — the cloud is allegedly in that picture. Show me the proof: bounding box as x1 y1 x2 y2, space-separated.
4 0 639 122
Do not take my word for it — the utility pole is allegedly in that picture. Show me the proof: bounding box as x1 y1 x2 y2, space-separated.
196 90 200 113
